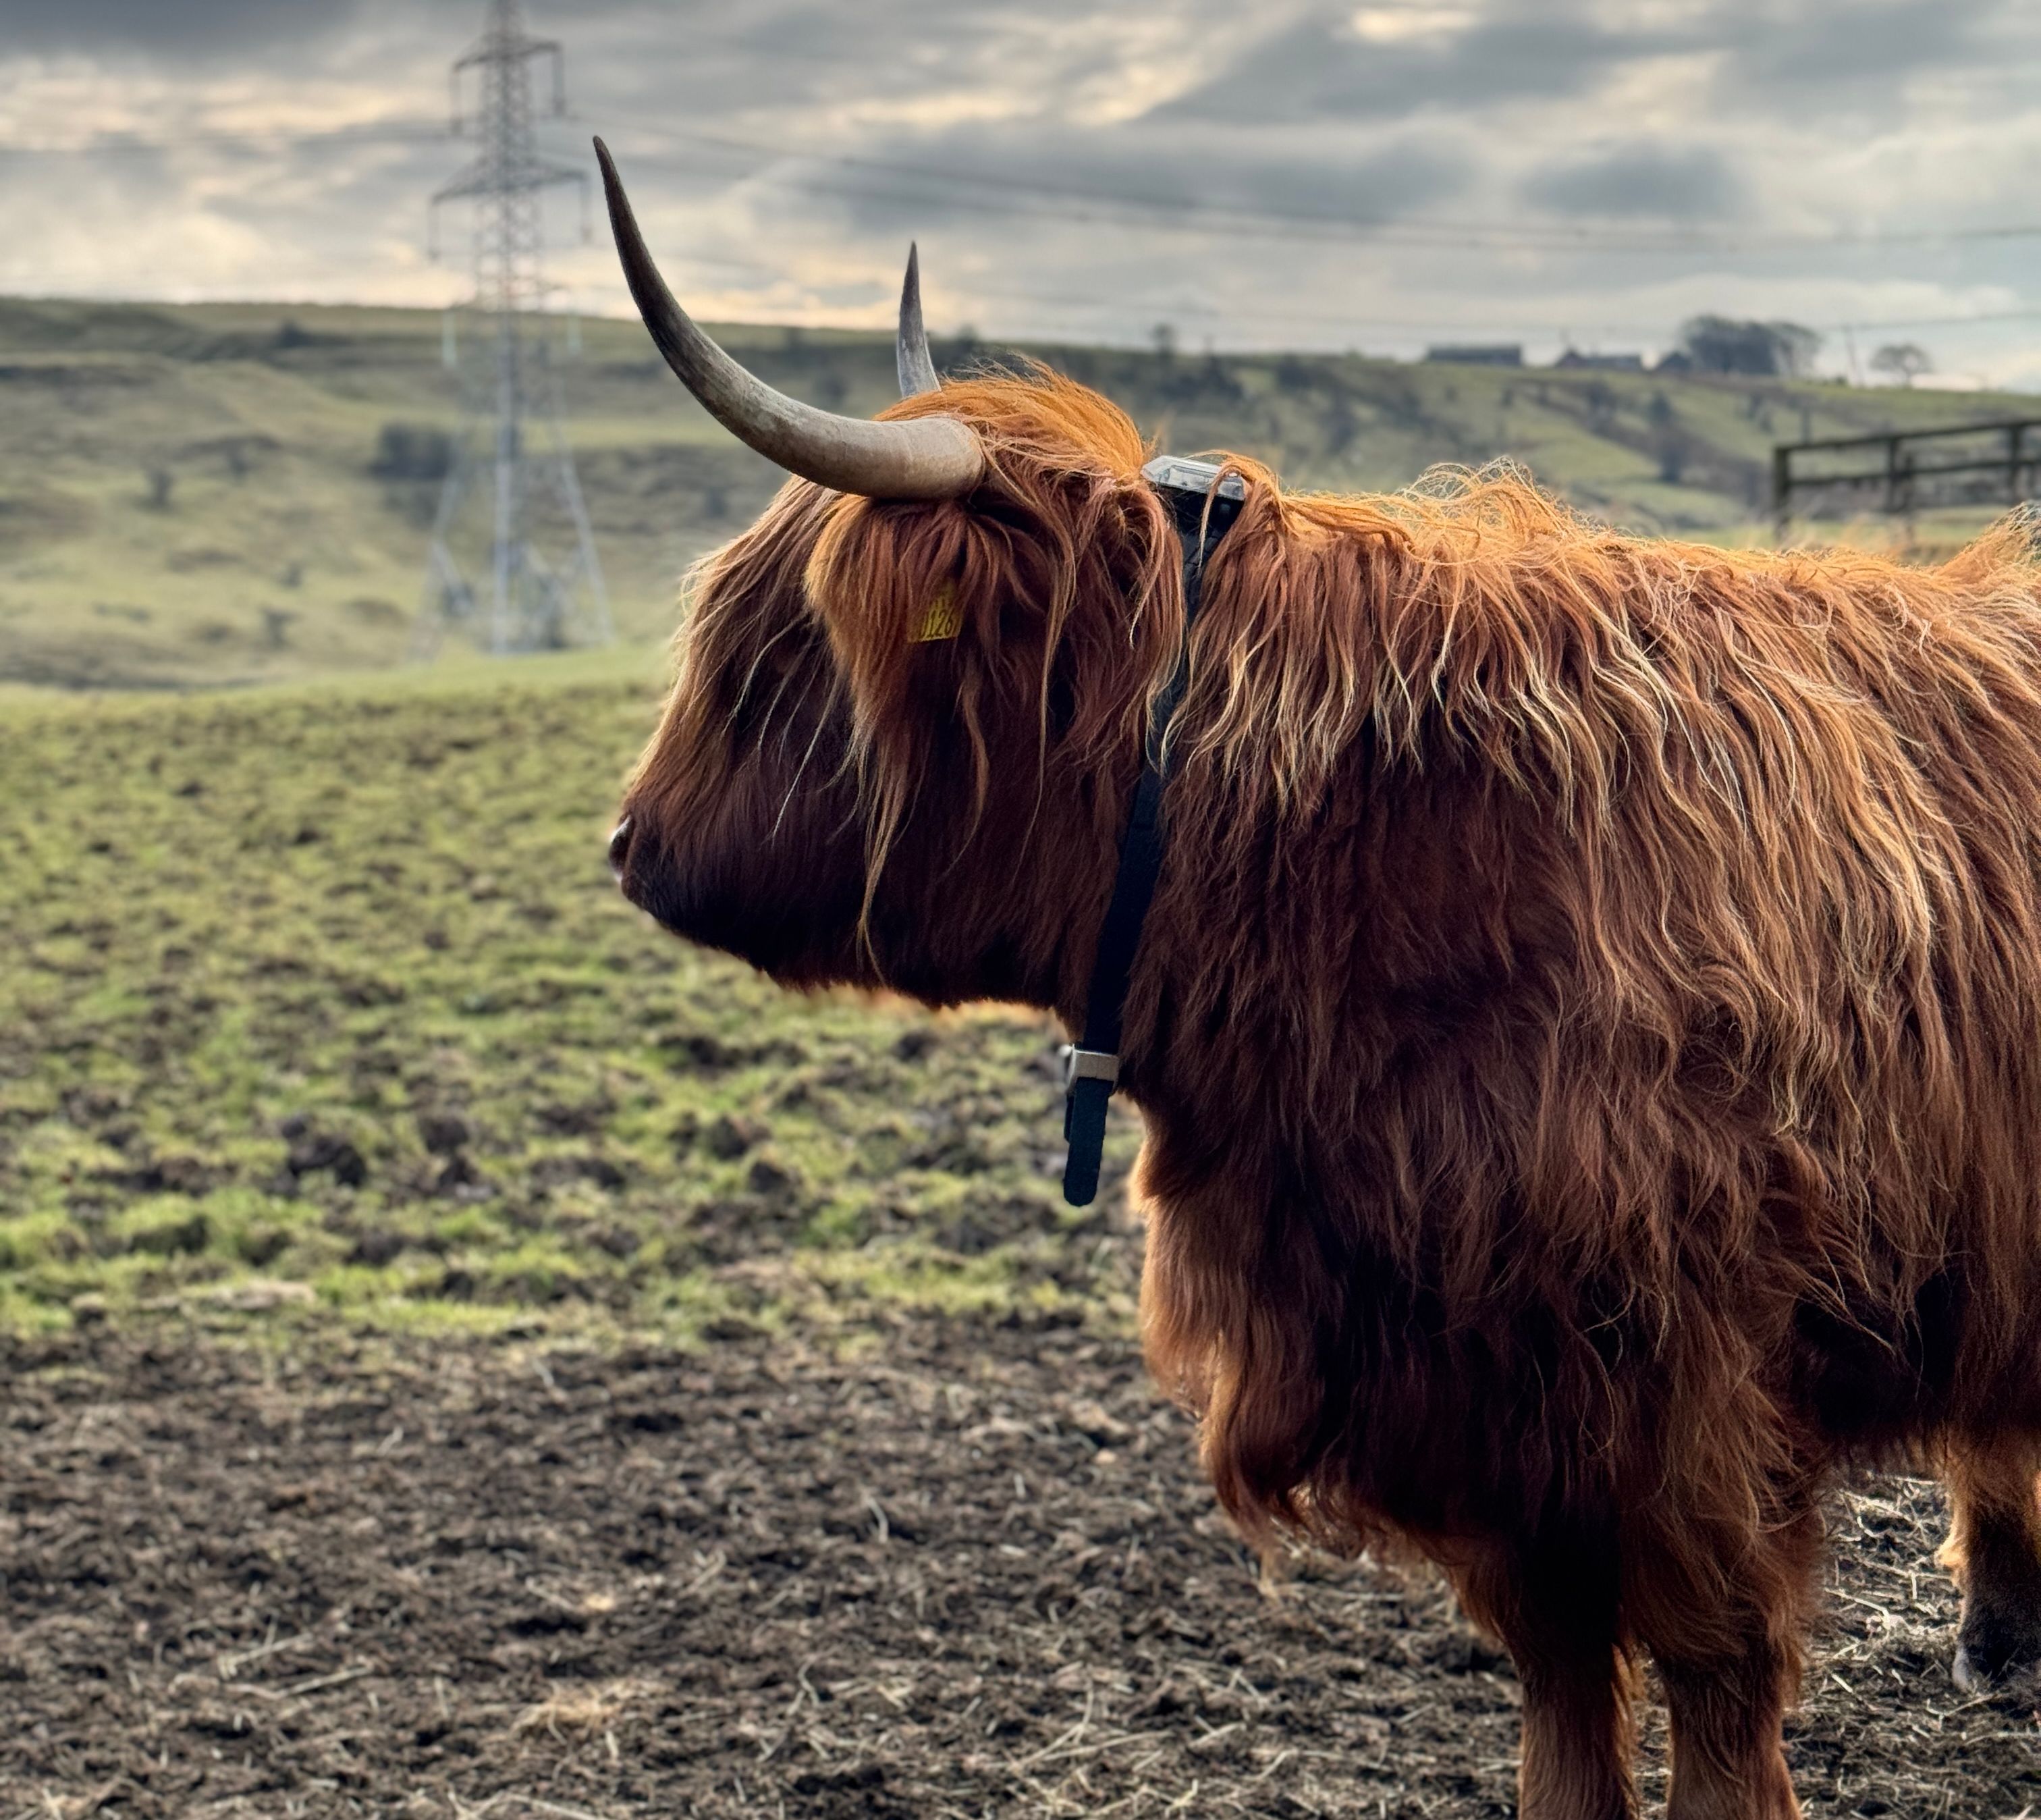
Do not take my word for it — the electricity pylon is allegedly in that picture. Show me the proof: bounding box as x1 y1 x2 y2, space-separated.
420 0 609 655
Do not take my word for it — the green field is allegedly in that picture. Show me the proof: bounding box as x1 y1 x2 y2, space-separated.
4 294 2031 689
0 656 1143 1339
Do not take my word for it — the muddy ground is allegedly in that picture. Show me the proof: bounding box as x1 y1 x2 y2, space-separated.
5 1317 2038 1820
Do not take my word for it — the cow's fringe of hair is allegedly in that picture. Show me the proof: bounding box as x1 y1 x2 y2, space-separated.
802 365 1182 934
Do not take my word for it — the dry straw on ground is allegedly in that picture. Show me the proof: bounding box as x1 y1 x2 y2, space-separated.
5 1322 2039 1819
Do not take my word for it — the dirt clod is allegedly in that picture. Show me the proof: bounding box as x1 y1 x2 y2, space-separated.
703 1113 765 1160
283 1127 367 1187
418 1112 472 1156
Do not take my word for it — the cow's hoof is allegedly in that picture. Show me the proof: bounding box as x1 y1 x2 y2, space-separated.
1953 1644 1986 1692
1955 1595 2041 1691
1953 1636 2041 1692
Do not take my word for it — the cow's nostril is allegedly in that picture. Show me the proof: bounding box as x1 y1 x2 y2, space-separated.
607 817 634 878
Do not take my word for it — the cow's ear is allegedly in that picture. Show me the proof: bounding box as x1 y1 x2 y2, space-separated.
798 494 1021 874
803 496 1006 682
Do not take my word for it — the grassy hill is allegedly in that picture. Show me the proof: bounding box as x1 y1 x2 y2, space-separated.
3 294 2036 688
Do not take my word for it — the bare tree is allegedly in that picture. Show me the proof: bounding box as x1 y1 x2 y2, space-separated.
1870 343 1933 388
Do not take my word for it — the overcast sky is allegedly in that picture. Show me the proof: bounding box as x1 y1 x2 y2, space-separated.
7 0 2041 381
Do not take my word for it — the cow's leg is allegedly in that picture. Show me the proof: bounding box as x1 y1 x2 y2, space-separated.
1449 1536 1635 1820
1940 1435 2041 1688
1654 1647 1803 1820
1633 1507 1818 1820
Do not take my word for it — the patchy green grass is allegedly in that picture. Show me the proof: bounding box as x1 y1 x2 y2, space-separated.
0 660 1141 1339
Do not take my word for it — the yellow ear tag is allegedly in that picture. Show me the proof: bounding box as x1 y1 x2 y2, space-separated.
912 583 962 643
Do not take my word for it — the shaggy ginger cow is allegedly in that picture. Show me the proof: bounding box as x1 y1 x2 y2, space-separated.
595 144 2041 1819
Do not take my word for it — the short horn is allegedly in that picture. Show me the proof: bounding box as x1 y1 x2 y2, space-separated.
897 242 940 398
594 138 981 500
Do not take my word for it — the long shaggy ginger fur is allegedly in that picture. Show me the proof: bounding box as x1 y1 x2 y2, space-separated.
1153 465 2041 1507
622 368 2041 1814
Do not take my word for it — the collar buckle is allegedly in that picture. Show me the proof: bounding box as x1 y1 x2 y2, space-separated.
1060 1044 1120 1094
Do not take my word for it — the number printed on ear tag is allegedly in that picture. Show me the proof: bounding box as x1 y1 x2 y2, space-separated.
913 583 962 643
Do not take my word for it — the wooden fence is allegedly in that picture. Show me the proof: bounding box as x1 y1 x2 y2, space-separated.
1772 417 2041 537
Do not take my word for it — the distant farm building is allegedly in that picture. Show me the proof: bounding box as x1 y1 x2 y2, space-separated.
1554 350 1645 373
1423 343 1523 367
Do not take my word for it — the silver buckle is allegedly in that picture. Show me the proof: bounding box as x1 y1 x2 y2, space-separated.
1060 1045 1120 1093
1141 454 1248 502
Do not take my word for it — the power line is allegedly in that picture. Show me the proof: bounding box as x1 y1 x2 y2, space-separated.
22 115 2041 258
625 125 2041 257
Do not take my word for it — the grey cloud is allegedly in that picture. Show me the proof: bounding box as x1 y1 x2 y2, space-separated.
553 0 1226 128
0 0 723 59
1521 144 1743 221
1158 14 1675 124
1162 0 2034 130
1693 0 2041 121
706 3 1001 63
770 124 1476 244
0 0 366 52
1718 0 1993 86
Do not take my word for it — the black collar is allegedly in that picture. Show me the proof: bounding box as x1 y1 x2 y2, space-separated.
1060 455 1246 1207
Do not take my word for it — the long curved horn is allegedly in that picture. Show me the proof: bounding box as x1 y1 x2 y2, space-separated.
595 139 981 500
896 242 940 398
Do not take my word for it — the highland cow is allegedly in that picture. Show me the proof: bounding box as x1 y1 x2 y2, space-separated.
595 141 2041 1819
